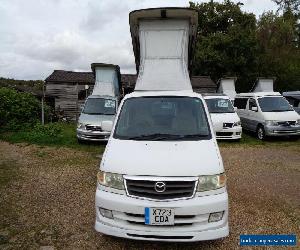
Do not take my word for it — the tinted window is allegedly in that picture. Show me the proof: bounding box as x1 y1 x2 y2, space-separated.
114 97 211 140
205 98 235 113
83 98 116 115
234 98 248 109
258 97 294 112
248 98 257 110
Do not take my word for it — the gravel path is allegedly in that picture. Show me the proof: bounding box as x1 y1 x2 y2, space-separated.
0 141 299 249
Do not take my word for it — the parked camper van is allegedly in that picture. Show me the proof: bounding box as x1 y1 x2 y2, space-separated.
77 63 121 142
94 8 229 242
203 94 242 140
234 92 300 140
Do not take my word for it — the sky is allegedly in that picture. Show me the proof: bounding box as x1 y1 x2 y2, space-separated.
0 0 278 80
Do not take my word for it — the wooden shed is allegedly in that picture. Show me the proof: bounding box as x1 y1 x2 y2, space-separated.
45 70 216 121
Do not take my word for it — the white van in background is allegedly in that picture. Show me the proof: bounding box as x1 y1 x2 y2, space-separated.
234 92 300 140
94 7 229 242
203 94 242 140
77 63 121 142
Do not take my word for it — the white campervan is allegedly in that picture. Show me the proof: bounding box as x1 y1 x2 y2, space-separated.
234 92 300 140
203 94 242 140
94 8 229 242
77 63 121 142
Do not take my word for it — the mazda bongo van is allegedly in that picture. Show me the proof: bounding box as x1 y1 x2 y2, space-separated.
234 92 300 140
94 7 229 242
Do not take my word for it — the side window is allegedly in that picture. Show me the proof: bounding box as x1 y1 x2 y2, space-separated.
248 98 257 110
234 98 248 109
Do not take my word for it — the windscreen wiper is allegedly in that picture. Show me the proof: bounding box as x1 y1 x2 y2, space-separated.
128 133 209 141
128 133 182 141
179 134 210 139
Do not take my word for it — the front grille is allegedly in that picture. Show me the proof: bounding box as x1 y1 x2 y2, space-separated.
277 121 296 126
223 123 233 128
125 179 196 200
216 132 233 136
85 125 102 131
81 134 106 139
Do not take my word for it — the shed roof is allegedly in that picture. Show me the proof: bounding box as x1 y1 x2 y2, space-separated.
45 70 95 83
191 76 216 88
45 70 216 90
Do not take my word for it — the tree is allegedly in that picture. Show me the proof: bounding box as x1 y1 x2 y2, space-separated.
272 0 300 16
257 11 300 91
190 0 259 92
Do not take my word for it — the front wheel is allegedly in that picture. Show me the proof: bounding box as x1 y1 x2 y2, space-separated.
256 125 266 140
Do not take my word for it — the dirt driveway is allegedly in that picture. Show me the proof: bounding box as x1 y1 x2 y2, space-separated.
0 141 299 249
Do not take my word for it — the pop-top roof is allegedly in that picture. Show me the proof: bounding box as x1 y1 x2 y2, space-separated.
129 7 198 73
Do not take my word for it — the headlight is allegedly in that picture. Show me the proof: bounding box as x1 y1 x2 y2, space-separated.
197 173 226 192
233 121 241 126
97 171 124 190
77 123 85 129
266 120 279 126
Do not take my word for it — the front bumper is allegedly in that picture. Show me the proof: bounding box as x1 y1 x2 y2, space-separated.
95 189 229 242
76 129 110 141
215 126 242 140
264 125 300 137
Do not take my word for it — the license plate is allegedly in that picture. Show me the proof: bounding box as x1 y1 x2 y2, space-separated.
145 207 175 225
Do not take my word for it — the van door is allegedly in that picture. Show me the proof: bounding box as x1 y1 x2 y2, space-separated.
247 98 259 132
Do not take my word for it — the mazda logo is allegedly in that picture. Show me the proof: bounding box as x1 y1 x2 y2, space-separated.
154 181 166 193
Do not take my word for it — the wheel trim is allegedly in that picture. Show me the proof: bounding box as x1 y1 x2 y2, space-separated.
258 128 264 139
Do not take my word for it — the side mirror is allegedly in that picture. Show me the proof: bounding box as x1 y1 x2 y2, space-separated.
101 121 113 132
234 107 237 112
251 107 258 112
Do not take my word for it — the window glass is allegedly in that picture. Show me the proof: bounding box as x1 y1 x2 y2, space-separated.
258 97 294 112
205 98 235 113
114 97 211 140
234 98 248 109
83 98 116 115
248 98 257 110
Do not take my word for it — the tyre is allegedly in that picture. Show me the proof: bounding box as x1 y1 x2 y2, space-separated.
256 125 266 140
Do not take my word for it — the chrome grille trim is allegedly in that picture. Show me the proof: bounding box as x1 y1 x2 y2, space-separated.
85 125 102 131
124 176 198 201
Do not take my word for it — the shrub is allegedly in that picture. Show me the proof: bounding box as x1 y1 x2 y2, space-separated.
32 123 63 137
0 87 46 130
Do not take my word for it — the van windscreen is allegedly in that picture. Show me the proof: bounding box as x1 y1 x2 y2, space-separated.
83 98 116 115
205 98 235 113
258 97 294 112
114 97 211 140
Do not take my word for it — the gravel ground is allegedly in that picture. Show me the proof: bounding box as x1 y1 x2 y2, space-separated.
0 140 299 249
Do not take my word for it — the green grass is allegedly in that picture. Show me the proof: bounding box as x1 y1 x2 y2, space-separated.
0 122 105 153
218 131 300 147
0 122 299 151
